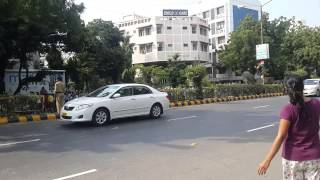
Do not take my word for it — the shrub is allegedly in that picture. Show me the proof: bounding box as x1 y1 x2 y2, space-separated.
162 84 283 101
0 95 53 116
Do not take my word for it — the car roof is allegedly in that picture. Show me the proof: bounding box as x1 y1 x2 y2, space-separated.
110 83 151 88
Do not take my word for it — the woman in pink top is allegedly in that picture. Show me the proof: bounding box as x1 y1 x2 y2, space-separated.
257 76 320 179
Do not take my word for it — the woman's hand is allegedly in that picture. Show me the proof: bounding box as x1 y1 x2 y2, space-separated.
257 159 271 176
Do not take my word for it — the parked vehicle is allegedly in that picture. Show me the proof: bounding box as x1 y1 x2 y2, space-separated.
303 79 320 96
60 84 170 126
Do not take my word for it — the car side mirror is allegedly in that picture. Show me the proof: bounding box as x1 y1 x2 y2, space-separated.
112 93 121 98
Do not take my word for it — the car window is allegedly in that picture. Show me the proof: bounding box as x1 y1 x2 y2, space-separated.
133 86 152 95
116 87 133 97
304 80 319 85
87 85 119 97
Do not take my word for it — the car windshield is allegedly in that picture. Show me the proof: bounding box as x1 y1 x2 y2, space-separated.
304 80 319 85
86 85 120 97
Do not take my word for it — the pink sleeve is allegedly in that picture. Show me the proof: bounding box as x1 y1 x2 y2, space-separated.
280 104 292 122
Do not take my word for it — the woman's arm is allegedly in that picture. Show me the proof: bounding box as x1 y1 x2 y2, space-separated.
257 119 290 176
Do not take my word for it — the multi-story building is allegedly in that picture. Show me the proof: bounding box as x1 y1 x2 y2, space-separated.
192 0 260 79
118 14 210 65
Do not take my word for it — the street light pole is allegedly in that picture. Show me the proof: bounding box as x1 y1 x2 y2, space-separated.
259 0 273 84
260 5 263 44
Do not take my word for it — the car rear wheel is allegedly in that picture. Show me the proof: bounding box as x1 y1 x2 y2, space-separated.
92 108 109 126
150 104 162 119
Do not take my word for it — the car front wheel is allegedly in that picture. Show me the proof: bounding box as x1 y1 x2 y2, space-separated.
150 104 162 119
92 108 109 126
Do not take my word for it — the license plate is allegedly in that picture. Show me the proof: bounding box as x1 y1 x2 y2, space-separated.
62 112 67 116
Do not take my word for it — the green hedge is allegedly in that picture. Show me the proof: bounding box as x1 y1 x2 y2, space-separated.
0 95 55 116
163 84 283 101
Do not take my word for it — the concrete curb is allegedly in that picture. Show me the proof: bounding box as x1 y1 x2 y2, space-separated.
170 93 285 108
0 113 59 125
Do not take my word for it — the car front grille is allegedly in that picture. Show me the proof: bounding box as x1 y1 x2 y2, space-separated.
62 115 72 119
64 106 75 111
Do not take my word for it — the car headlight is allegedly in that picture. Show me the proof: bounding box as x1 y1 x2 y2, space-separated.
75 104 93 111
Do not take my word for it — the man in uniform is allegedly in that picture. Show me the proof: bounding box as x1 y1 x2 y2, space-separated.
54 76 65 115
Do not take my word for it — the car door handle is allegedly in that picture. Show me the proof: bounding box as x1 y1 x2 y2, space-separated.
131 98 136 100
149 96 155 99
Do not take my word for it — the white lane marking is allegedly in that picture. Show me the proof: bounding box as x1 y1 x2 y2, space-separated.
253 105 270 109
167 116 197 122
247 124 275 132
53 169 97 180
111 126 119 130
0 139 40 147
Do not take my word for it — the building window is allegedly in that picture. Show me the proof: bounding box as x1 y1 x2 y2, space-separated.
183 43 188 47
211 23 215 35
157 24 162 34
200 42 208 52
191 41 197 51
140 44 152 54
218 36 225 44
216 21 225 33
202 11 209 19
168 44 172 47
167 26 172 30
200 26 207 36
139 28 144 36
158 42 163 51
217 6 224 15
145 26 151 35
183 26 188 30
211 9 215 20
191 25 197 34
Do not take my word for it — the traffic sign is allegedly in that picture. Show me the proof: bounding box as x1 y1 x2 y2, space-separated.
256 44 269 60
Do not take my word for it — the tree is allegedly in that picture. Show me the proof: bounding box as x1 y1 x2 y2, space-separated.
121 67 136 83
186 65 207 99
218 16 260 75
0 0 85 94
85 19 130 83
167 54 187 87
46 46 64 70
151 66 169 88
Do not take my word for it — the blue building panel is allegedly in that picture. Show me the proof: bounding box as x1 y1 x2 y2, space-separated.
233 5 259 30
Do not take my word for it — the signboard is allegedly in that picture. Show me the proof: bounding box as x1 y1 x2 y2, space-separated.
256 44 270 60
163 9 188 16
5 69 65 95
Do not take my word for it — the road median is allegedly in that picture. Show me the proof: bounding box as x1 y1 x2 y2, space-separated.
0 113 59 125
170 92 284 107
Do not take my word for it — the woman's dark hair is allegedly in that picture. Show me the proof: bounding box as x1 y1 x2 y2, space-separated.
285 76 305 108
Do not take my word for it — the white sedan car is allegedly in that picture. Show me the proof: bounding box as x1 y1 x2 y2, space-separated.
61 84 170 126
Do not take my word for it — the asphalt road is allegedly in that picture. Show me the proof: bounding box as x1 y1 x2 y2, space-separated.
0 96 292 180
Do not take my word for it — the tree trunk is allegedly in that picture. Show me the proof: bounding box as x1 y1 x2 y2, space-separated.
14 62 24 95
0 55 9 94
0 60 8 94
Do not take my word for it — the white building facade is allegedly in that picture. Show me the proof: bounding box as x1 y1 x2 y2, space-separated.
118 14 210 64
192 0 261 78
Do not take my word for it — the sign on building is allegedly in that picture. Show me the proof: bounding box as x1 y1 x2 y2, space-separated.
163 9 188 16
256 44 270 60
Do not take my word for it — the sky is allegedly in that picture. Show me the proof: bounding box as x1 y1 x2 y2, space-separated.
74 0 320 27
